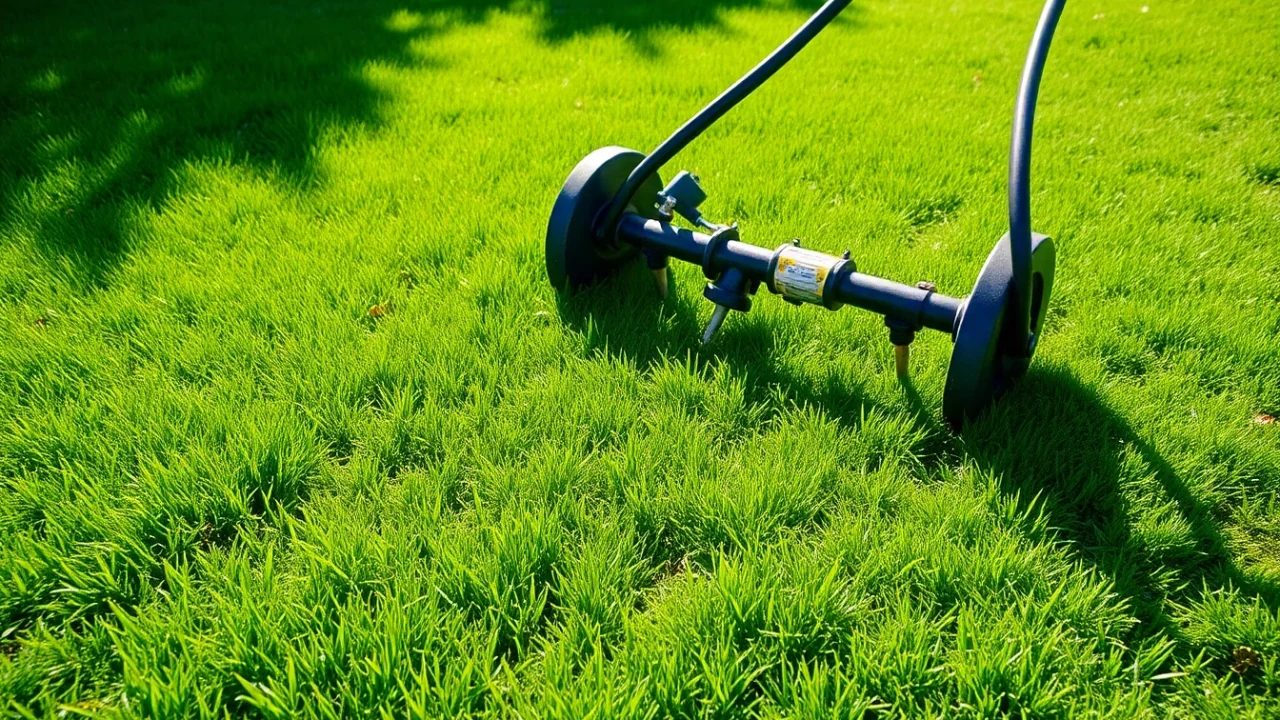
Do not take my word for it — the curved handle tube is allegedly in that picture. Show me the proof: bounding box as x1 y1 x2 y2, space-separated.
595 0 854 240
1008 0 1066 351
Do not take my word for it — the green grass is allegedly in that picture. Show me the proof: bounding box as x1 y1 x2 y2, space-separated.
2 0 1279 715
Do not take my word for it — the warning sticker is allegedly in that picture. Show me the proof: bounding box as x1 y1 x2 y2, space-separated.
774 247 840 304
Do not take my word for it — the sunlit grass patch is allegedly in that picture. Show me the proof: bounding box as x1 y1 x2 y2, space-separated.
2 0 1279 715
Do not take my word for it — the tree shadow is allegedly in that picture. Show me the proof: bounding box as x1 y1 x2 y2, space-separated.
532 0 846 57
0 0 827 288
2 0 440 288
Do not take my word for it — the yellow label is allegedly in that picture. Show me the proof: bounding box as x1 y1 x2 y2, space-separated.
774 247 839 304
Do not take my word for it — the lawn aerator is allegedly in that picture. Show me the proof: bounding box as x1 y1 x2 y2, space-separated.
546 0 1067 428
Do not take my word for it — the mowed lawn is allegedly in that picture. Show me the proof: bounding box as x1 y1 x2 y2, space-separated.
2 0 1279 715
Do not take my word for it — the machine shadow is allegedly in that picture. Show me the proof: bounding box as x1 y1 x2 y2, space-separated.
561 270 1276 647
961 367 1280 639
555 264 887 434
1 0 829 287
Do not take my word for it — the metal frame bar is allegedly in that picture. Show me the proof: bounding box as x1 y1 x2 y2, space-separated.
618 214 964 334
599 0 1066 351
595 0 854 240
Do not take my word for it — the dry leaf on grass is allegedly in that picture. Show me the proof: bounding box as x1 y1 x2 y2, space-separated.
1232 646 1261 674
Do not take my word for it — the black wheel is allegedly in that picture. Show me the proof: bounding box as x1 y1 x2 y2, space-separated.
942 233 1055 428
545 147 664 291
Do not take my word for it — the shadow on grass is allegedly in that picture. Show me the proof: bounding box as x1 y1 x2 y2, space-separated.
555 262 879 433
0 0 825 287
960 368 1279 638
562 266 1277 652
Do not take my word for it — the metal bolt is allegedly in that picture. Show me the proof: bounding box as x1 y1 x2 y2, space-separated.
842 250 851 260
916 281 936 292
658 194 678 216
792 238 801 247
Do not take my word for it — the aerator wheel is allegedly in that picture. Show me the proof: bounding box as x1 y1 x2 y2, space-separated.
942 233 1055 428
546 147 664 291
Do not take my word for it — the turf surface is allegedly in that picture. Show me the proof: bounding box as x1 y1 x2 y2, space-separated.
2 0 1279 715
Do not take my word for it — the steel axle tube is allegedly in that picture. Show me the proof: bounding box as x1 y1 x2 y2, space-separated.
617 213 963 335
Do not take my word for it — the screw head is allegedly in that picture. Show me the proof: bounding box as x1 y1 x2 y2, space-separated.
916 281 937 292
